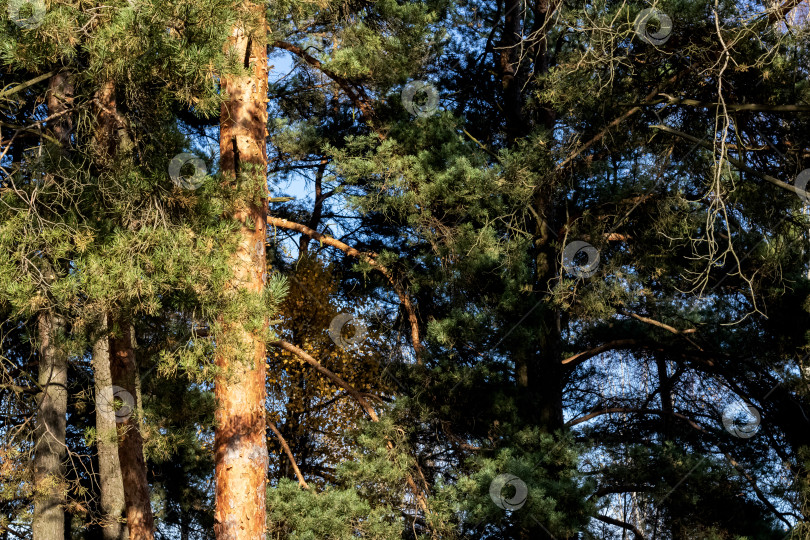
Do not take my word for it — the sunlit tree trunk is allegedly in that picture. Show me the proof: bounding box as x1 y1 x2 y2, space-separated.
214 3 270 538
93 314 128 540
32 70 73 540
33 310 67 540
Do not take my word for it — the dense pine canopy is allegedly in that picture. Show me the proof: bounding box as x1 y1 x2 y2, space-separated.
1 0 809 538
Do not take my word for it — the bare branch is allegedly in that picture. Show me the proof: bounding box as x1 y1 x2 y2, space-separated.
267 419 309 489
562 339 638 369
594 514 645 539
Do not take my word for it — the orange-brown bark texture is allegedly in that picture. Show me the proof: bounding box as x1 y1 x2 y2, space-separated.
214 5 270 540
93 80 155 540
109 321 155 540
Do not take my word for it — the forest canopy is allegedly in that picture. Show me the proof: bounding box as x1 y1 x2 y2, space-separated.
1 0 810 538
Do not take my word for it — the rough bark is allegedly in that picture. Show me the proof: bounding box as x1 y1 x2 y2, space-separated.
32 70 73 540
92 80 122 164
32 311 67 540
92 80 154 540
46 71 74 150
109 319 154 540
92 314 129 540
214 5 270 539
498 0 524 143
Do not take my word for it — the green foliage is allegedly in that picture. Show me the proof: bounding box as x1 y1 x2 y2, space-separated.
2 0 810 537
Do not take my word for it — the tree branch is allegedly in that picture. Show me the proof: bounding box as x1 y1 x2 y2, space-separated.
271 339 379 421
0 71 56 100
767 0 805 23
267 419 309 489
553 66 694 175
562 339 638 369
268 216 425 362
652 124 810 201
565 407 704 432
272 40 376 127
269 340 431 516
594 514 645 539
622 311 703 351
590 484 654 498
624 97 810 112
624 312 696 335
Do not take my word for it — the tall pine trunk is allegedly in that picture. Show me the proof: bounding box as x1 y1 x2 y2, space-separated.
33 310 67 540
92 81 154 540
32 70 73 540
109 319 154 540
92 314 128 540
214 4 270 538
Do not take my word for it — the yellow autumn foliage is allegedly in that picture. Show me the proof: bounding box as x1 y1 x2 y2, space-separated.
267 254 388 485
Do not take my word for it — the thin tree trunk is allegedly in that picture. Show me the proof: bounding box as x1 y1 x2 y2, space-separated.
92 81 119 164
92 82 154 540
92 314 128 540
498 0 524 144
214 4 270 539
656 357 674 439
298 159 327 256
109 319 154 540
32 70 73 540
33 311 67 540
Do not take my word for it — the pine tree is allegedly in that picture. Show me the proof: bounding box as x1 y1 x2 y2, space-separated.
31 69 72 540
1 0 810 537
213 1 271 538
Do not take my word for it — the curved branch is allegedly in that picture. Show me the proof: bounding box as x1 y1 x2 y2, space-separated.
652 124 810 201
594 514 645 539
624 313 696 336
268 216 425 362
566 407 705 432
622 311 703 351
562 339 638 369
272 40 376 127
572 406 796 526
267 419 309 489
270 339 431 516
271 339 379 421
